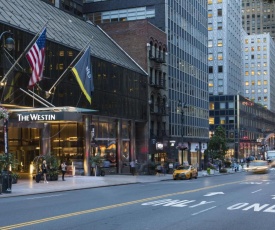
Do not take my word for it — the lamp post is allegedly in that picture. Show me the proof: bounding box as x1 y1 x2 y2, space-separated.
177 100 187 164
1 30 14 157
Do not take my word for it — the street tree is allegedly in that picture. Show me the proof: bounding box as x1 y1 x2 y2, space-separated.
206 126 228 163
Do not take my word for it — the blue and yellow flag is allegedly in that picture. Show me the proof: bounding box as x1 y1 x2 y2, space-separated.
72 47 94 104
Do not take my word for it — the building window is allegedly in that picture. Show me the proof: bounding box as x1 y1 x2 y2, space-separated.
209 102 214 110
220 117 226 124
245 39 249 44
245 89 249 94
218 79 223 86
217 22 222 30
208 0 213 4
264 96 268 101
258 97 261 102
251 46 255 51
257 46 261 51
217 39 223 47
208 40 213 47
209 66 213 73
251 89 255 94
228 117 234 124
218 9 222 16
251 81 255 86
218 66 223 73
208 53 213 61
245 81 249 86
264 88 268 93
209 117 214 124
258 80 261 85
258 89 261 93
220 102 226 109
245 71 249 76
218 52 223 60
244 47 248 52
228 102 234 109
264 80 268 85
208 23 213 31
251 55 254 59
251 70 255 75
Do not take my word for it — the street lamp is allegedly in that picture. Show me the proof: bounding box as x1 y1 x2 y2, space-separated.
1 30 14 157
0 31 15 52
177 100 188 164
0 31 14 193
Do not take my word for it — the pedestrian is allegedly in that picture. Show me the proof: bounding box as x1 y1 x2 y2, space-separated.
61 161 67 181
130 160 136 176
42 160 48 183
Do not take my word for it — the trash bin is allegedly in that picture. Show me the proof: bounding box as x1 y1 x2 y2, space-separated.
1 171 12 193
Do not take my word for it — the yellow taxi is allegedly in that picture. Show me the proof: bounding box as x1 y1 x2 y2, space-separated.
243 160 269 174
173 165 198 180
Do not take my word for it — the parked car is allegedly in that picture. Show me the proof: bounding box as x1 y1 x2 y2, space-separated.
173 165 198 180
243 160 269 174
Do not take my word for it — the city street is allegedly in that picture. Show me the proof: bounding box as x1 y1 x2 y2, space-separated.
1 172 275 230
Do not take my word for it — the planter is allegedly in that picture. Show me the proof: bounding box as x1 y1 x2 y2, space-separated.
49 174 58 181
1 171 12 193
12 177 18 184
210 169 215 175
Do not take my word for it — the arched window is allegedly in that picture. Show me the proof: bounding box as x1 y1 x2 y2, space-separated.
162 48 166 62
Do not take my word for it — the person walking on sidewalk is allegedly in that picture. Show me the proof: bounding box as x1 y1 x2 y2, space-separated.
61 161 67 181
130 160 136 176
42 160 48 183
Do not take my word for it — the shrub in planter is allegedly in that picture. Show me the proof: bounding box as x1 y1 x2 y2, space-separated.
219 168 227 173
207 168 211 174
11 172 20 184
224 161 231 168
48 170 59 181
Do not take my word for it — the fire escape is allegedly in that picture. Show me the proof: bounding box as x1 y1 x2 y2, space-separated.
148 48 168 142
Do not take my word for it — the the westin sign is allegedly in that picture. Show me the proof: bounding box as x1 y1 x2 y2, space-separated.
18 113 56 122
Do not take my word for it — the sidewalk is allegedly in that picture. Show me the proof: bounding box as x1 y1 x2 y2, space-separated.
0 168 240 198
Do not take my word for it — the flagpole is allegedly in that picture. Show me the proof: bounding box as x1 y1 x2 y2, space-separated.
0 20 50 85
46 40 92 98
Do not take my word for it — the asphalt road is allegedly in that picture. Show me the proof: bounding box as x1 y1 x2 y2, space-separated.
1 171 275 230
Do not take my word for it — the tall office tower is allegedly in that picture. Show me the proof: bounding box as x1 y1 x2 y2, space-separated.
84 1 209 165
242 0 275 39
243 33 275 111
208 0 243 95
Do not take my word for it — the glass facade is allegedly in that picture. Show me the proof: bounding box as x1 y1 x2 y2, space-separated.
0 22 147 174
209 95 275 160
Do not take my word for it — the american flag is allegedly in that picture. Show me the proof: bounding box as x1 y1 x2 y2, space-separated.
26 28 47 87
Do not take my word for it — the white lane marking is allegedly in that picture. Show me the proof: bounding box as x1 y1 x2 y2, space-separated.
204 192 224 196
251 189 262 194
192 206 217 216
26 194 63 200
